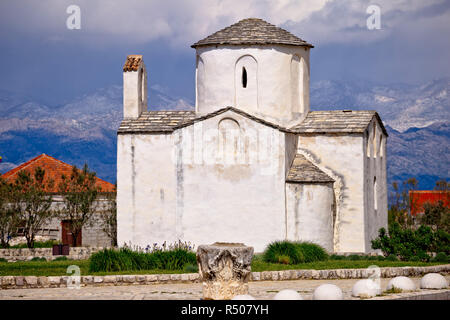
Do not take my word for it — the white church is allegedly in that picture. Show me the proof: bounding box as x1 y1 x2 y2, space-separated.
117 18 388 253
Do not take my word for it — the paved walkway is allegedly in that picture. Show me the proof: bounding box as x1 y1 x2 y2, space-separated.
1 276 448 300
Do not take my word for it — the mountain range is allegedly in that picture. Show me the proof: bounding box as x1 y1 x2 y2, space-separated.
0 79 448 192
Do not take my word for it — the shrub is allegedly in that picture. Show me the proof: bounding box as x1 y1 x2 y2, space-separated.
376 255 385 261
153 249 196 270
329 254 345 260
432 252 448 263
52 256 69 261
30 257 46 262
183 263 199 273
347 254 362 261
371 222 450 261
386 254 398 261
10 240 60 249
367 255 379 261
0 258 7 263
294 242 328 262
263 241 304 264
277 255 291 265
89 247 195 272
409 256 420 262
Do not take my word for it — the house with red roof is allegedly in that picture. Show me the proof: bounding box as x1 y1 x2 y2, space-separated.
2 154 115 247
409 190 450 216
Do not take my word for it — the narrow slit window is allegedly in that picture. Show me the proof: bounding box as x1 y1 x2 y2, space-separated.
242 67 247 88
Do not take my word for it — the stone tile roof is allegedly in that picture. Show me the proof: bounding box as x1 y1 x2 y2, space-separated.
118 111 196 133
191 18 313 48
123 55 143 72
117 107 295 134
290 110 388 136
1 154 115 193
286 154 334 183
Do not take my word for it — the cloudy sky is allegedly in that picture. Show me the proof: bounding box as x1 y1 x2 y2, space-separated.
0 0 449 105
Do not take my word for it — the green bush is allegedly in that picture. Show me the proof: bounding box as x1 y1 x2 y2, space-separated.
294 242 328 262
367 255 379 261
409 256 420 262
263 241 304 264
371 222 450 261
376 255 385 261
89 247 196 272
347 254 362 261
52 256 69 261
30 257 46 262
10 240 60 249
183 263 199 273
386 254 398 261
432 252 448 263
0 258 7 263
329 254 345 260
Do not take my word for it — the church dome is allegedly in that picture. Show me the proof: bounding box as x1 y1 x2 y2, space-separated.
192 18 313 48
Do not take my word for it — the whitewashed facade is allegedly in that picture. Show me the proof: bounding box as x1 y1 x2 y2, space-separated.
117 19 388 253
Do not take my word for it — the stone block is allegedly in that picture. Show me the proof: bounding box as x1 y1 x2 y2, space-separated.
197 243 253 300
38 276 49 287
15 277 24 287
24 276 38 286
48 277 61 285
145 275 158 283
123 275 136 283
103 276 117 284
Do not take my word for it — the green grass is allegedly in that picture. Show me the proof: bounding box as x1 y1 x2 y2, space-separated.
0 256 446 277
8 240 60 249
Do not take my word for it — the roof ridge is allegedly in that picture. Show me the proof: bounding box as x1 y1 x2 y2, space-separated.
2 153 47 178
191 17 313 48
286 154 334 183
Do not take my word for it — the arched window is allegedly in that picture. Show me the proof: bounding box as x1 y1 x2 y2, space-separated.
372 125 377 158
379 134 384 158
196 56 205 109
242 67 247 88
235 55 257 110
374 177 378 211
218 118 241 165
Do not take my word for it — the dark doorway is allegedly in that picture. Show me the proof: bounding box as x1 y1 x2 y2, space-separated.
61 220 82 247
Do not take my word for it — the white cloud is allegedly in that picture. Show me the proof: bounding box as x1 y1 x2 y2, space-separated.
0 0 448 48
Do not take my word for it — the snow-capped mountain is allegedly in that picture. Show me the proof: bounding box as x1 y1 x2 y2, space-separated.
0 79 448 190
310 78 450 132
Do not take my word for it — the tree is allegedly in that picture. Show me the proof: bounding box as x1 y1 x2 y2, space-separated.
14 167 54 248
99 187 117 247
0 177 21 248
58 164 99 247
388 178 418 229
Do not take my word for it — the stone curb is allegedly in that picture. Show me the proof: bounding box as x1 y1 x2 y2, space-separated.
1 264 449 290
369 289 450 300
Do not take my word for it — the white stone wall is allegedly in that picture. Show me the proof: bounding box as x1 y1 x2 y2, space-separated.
117 110 288 252
195 45 310 127
285 183 335 252
364 120 388 251
297 134 366 253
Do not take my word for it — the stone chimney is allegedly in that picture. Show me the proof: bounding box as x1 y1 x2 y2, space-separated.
123 55 147 119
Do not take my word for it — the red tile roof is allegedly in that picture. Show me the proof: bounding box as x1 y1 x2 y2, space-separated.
2 154 115 193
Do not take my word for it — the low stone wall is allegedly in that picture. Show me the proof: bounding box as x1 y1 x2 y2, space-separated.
0 247 105 262
1 264 449 290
